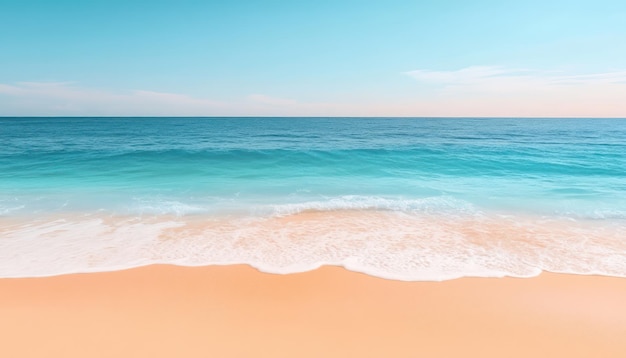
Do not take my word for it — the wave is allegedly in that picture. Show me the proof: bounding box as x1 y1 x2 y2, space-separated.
259 195 479 217
129 198 209 216
1 209 624 281
554 209 626 220
5 147 624 178
116 195 480 217
0 205 25 216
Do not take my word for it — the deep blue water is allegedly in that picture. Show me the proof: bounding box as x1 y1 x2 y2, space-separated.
1 117 625 217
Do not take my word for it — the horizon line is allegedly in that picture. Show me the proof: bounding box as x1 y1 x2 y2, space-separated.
2 116 626 119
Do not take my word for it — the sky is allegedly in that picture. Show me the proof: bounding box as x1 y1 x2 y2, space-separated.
1 0 625 117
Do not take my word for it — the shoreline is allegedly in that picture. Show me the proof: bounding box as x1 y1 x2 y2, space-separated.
3 209 625 280
2 261 624 281
2 264 626 357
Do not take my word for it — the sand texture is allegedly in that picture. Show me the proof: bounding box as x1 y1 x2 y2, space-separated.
1 265 625 357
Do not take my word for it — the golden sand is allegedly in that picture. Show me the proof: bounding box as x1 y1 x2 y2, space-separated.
1 265 625 357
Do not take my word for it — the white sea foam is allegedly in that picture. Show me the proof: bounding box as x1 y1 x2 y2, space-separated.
129 198 209 216
0 205 24 216
555 208 626 220
1 208 625 280
0 197 25 216
259 195 479 217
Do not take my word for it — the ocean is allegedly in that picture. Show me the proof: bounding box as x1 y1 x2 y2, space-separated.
1 117 625 280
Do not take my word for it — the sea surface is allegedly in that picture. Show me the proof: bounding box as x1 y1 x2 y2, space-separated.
1 117 625 280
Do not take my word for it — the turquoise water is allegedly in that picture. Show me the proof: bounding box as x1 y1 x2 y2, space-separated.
1 117 625 279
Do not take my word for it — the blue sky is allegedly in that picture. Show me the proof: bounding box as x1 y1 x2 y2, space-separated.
1 0 625 116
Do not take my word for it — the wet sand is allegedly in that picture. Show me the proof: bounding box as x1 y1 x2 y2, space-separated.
1 265 625 357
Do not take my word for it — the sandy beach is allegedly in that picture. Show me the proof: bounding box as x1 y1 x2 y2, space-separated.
1 265 625 358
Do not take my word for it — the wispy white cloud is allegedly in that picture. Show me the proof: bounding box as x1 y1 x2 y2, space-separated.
407 66 524 85
0 82 227 116
0 83 28 95
401 66 626 116
406 66 626 93
1 69 626 117
0 82 359 116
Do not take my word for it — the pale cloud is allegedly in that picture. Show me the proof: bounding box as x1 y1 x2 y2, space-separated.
406 66 523 85
0 82 348 117
1 69 626 117
0 83 28 95
0 82 227 116
402 66 626 117
406 66 626 93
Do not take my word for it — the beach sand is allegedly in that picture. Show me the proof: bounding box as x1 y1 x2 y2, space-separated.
1 265 625 357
